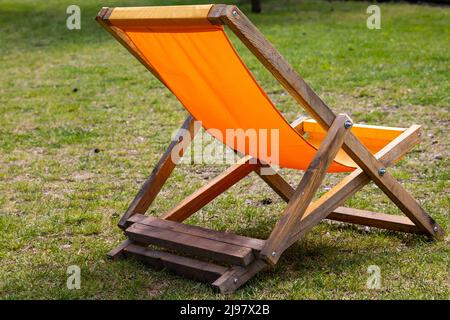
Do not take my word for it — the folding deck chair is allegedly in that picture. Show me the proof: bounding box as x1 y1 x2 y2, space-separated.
96 4 444 293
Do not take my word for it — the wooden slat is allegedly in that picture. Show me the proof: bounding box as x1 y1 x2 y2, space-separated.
127 214 265 251
126 223 255 266
124 244 227 283
118 116 199 229
162 155 259 222
261 114 351 265
327 207 422 234
107 5 214 25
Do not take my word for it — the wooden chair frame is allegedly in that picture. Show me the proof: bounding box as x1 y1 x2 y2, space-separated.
97 5 444 293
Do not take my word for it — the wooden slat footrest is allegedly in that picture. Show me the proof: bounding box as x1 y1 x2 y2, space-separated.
327 207 423 234
124 244 228 283
125 214 265 266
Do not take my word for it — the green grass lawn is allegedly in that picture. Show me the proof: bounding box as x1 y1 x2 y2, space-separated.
0 0 448 299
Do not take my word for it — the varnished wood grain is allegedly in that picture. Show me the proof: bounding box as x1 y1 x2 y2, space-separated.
126 222 255 266
108 5 214 27
127 214 265 251
328 207 422 234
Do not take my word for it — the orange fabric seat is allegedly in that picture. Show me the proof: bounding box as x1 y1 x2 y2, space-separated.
108 6 405 172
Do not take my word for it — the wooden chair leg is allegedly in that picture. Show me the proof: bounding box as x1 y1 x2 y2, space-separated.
117 115 199 229
284 125 441 249
256 125 429 250
260 114 351 265
342 133 445 239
